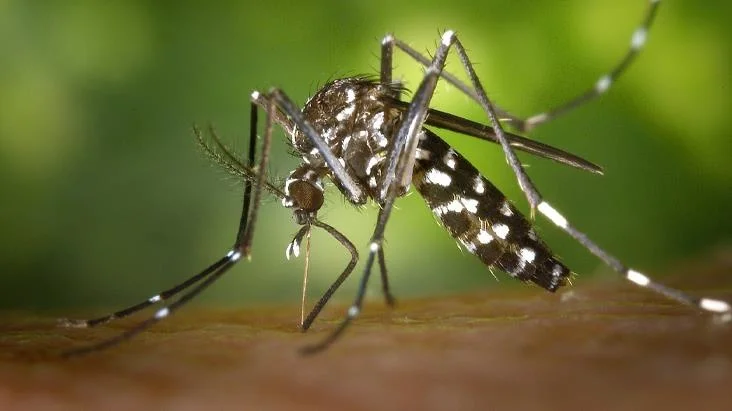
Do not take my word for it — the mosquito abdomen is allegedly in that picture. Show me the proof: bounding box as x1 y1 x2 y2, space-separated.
413 129 570 291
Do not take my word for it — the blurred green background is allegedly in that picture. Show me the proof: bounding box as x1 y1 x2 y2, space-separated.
1 0 730 312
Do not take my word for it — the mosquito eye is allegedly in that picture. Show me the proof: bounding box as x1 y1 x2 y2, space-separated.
287 180 324 213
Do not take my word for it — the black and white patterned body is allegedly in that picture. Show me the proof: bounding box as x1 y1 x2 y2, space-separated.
413 129 569 290
285 77 570 291
286 77 403 205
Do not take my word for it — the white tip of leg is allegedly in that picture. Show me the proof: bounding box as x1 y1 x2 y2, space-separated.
227 250 242 262
631 27 647 50
700 298 731 314
595 75 612 93
347 306 360 318
154 307 170 319
526 112 549 127
148 294 162 304
525 113 549 130
251 91 260 100
442 30 455 46
227 249 242 261
382 34 394 45
626 269 651 287
537 201 568 229
370 242 380 252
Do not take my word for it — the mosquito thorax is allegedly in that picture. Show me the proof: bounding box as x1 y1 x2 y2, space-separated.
291 77 403 203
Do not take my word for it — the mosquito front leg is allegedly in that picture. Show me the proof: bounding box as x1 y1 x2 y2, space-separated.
60 93 278 357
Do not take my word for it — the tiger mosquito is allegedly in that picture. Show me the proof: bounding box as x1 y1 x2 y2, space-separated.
60 0 730 357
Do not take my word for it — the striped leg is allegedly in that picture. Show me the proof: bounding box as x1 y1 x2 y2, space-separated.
58 101 267 332
518 0 661 131
286 219 362 332
536 201 731 321
57 255 235 329
446 29 731 321
60 93 277 357
383 0 662 133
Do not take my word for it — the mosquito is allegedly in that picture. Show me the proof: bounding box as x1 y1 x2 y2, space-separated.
60 0 730 357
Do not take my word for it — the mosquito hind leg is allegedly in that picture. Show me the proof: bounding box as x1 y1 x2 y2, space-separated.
445 30 730 322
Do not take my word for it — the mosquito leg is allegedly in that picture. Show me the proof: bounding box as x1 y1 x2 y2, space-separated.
387 0 662 132
536 200 730 321
520 0 661 131
61 94 277 357
449 35 544 214
58 262 227 329
380 34 394 87
61 253 241 357
58 101 263 330
284 224 314 326
383 34 478 106
301 220 359 331
299 241 378 354
218 89 370 333
378 247 396 307
448 32 730 321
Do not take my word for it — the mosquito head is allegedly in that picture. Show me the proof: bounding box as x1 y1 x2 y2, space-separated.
283 165 326 225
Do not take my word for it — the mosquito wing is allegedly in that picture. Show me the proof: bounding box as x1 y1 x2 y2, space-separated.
385 97 602 175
